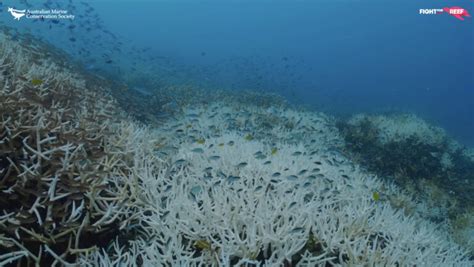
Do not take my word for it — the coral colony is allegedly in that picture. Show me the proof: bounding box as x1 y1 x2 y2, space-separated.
0 29 473 266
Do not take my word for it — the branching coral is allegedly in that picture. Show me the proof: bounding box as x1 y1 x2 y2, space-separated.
79 130 471 266
0 29 146 266
337 113 474 256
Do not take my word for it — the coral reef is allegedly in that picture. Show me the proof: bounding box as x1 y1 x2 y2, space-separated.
0 29 144 265
1 28 472 266
337 113 474 254
346 114 448 145
80 101 468 266
77 129 471 266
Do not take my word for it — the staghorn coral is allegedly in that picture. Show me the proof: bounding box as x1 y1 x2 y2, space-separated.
79 130 471 266
0 29 145 266
78 102 471 266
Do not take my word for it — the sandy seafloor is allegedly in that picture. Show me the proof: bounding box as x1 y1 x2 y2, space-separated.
0 28 473 266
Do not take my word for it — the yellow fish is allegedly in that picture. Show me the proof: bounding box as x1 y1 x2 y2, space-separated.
372 192 380 202
244 134 253 141
194 240 212 251
196 138 205 144
271 147 278 155
31 79 43 86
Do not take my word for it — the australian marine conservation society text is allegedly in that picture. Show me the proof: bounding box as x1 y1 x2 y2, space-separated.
26 9 75 20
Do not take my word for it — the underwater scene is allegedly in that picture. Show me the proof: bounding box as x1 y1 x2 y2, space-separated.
0 0 473 266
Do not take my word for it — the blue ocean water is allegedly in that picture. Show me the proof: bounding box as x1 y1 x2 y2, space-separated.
92 0 474 145
1 0 473 145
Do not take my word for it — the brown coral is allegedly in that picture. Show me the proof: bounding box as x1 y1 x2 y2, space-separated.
0 28 140 266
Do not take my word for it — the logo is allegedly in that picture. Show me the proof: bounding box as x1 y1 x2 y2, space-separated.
5 6 75 22
8 7 26 20
443 7 471 21
419 7 471 21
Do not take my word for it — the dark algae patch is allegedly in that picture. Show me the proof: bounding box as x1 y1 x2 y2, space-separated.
336 116 474 218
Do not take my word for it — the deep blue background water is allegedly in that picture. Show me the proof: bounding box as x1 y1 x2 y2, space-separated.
1 0 473 146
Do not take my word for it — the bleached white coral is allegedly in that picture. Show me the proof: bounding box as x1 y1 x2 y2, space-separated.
157 101 343 155
348 113 447 145
96 127 471 266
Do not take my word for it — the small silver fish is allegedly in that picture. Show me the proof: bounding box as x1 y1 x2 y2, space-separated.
290 227 305 233
254 151 266 159
298 169 308 175
190 186 202 195
227 176 240 182
191 148 204 153
236 162 248 168
174 159 186 165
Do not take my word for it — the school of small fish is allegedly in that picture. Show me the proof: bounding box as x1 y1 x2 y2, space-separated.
152 100 377 205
